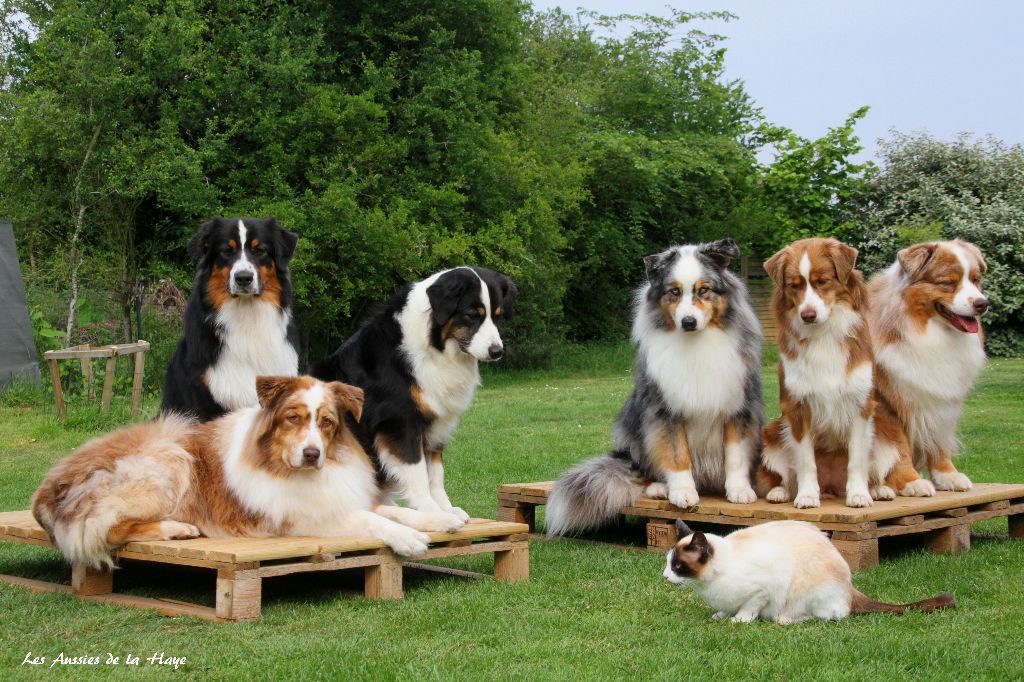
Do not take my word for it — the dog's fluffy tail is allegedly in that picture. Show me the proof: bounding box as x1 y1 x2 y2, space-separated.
850 589 955 615
545 453 644 537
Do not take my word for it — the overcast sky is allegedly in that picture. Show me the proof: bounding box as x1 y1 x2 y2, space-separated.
530 1 1024 163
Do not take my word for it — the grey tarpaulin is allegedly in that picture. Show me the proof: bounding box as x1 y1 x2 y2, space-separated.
0 221 40 386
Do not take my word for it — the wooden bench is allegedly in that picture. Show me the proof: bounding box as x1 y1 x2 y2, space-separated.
0 511 529 622
498 481 1024 570
43 341 150 418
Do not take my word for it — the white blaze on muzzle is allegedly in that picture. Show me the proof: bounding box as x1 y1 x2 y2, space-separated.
670 247 707 332
797 251 829 323
949 244 985 317
229 220 260 295
466 270 503 361
289 384 326 469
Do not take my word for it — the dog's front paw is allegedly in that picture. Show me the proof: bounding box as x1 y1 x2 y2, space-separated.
766 486 791 503
448 506 471 523
870 485 896 501
731 612 757 623
160 521 201 540
668 487 700 509
794 491 820 509
644 481 669 499
900 478 936 497
418 512 466 533
712 611 727 621
932 470 972 492
845 489 873 508
726 485 757 505
383 528 431 557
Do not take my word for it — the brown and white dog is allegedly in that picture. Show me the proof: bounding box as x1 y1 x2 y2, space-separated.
760 238 900 508
868 240 989 493
32 376 464 569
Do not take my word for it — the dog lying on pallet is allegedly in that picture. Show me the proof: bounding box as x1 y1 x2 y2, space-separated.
32 376 464 569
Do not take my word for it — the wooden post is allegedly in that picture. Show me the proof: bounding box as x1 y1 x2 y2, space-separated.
364 555 403 599
498 502 535 531
74 344 95 401
46 358 65 420
131 347 146 415
71 563 113 596
100 355 117 413
1009 513 1024 539
831 537 879 571
215 568 262 621
494 546 529 582
646 520 676 552
924 523 971 555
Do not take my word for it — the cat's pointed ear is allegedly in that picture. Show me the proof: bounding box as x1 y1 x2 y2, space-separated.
688 531 713 563
674 519 693 540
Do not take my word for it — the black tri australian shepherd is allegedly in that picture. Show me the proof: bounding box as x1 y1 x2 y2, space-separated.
313 267 517 529
161 217 300 421
547 239 763 536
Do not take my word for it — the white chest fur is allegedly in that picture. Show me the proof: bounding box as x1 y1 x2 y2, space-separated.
206 298 298 411
781 307 872 441
218 409 376 535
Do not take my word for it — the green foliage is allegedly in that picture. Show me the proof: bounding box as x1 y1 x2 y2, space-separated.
28 305 62 356
850 134 1024 356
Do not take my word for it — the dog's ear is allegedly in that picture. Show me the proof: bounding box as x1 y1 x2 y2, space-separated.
828 240 859 284
956 239 987 274
272 220 299 269
763 246 789 289
426 271 469 326
255 375 297 409
187 218 219 266
644 250 678 284
327 381 364 423
496 273 518 319
674 519 693 540
699 238 740 269
688 531 713 563
897 242 939 281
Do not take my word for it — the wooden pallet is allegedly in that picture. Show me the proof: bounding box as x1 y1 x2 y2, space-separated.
0 511 529 622
498 481 1024 570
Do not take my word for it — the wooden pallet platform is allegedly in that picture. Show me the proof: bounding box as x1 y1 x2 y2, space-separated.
498 481 1024 570
0 511 529 622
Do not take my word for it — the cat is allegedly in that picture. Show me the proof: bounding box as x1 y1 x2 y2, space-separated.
662 519 954 624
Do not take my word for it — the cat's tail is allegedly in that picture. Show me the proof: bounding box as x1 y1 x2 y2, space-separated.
850 589 955 615
545 452 644 537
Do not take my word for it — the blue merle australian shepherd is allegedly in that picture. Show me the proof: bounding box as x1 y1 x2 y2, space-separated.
546 239 763 536
161 217 299 421
313 267 517 530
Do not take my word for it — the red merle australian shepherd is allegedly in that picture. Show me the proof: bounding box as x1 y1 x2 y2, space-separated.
161 217 300 421
313 267 517 530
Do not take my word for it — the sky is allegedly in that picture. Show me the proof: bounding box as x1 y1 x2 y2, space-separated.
530 1 1024 163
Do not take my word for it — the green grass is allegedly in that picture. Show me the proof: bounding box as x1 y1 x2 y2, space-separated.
1 349 1023 680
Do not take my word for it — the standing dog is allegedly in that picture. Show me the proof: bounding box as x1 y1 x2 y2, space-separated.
161 217 300 421
546 239 763 536
32 376 464 569
760 238 903 509
868 240 989 492
313 267 517 528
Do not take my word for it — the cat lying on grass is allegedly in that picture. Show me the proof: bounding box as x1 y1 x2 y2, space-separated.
663 519 954 624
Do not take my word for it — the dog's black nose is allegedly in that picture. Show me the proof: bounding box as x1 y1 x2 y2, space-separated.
973 297 989 315
302 447 320 465
680 316 697 332
234 271 254 287
488 344 504 360
800 309 817 323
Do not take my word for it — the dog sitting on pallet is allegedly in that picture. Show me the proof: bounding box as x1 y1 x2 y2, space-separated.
32 376 467 569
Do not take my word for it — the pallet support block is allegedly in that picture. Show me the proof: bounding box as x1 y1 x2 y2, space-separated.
646 520 675 552
830 538 880 571
71 563 113 596
498 502 535 528
365 554 403 600
216 568 262 621
923 523 971 555
494 547 529 582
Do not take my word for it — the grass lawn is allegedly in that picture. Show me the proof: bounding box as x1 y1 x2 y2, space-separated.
1 347 1022 680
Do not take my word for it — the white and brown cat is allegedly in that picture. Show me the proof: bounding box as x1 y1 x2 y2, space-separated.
662 520 953 624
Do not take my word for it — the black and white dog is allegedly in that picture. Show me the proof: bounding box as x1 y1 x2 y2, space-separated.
161 217 300 421
313 267 517 528
546 239 763 536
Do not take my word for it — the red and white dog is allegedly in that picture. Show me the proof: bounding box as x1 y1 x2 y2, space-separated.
868 240 989 493
32 376 463 569
760 238 900 508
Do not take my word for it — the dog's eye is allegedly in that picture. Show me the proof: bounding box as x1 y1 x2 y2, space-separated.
319 417 334 430
668 287 680 297
697 286 710 296
254 244 268 256
815 278 829 287
219 245 234 256
286 414 301 425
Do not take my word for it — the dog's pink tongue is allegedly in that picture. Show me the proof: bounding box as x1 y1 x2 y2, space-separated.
954 315 980 334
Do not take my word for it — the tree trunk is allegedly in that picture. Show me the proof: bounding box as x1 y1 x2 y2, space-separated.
63 124 102 348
